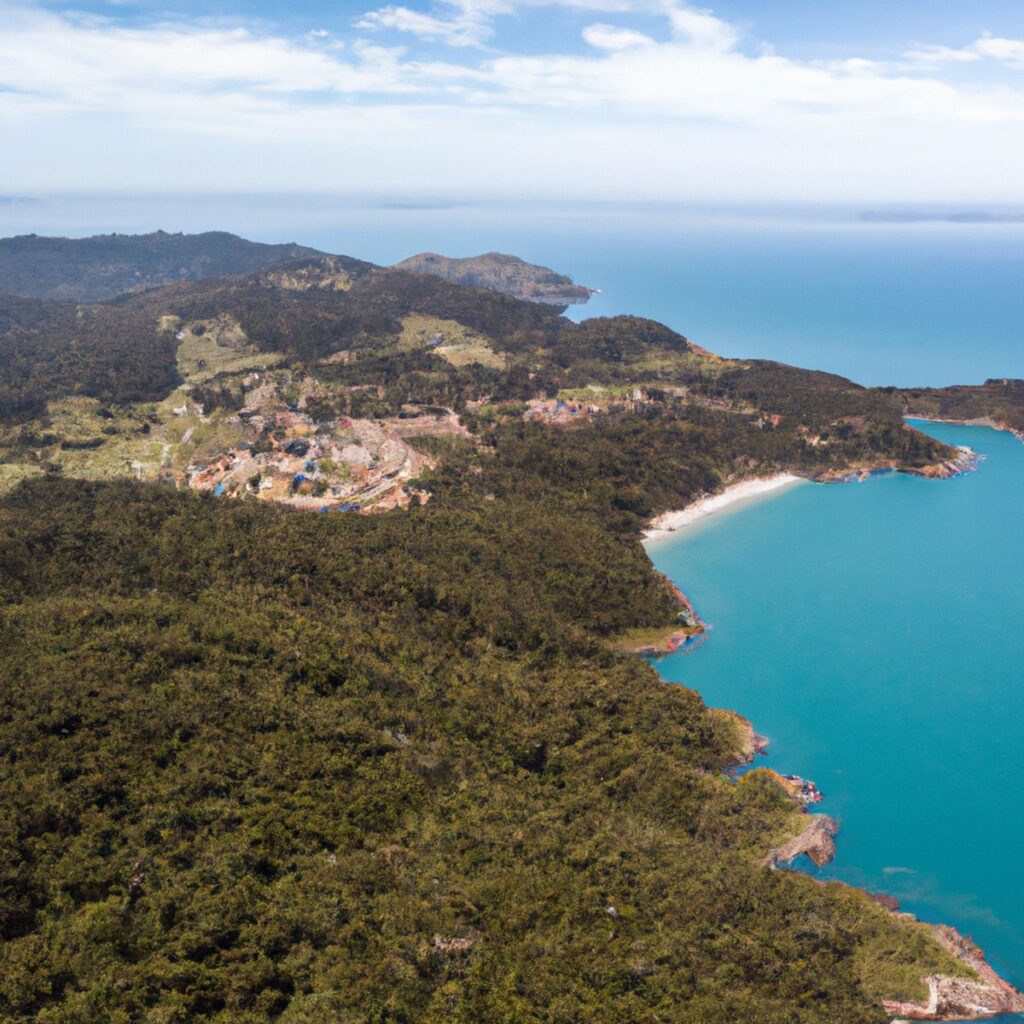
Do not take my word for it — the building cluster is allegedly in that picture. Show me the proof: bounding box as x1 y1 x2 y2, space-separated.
523 388 650 424
183 374 432 512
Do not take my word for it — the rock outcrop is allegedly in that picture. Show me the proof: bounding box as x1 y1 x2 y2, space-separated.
885 924 1024 1021
765 814 838 868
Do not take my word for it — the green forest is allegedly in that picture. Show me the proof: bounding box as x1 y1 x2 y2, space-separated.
1 236 1021 1022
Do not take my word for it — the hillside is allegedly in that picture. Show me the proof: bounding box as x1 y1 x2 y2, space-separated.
0 240 1022 1022
0 231 330 301
897 378 1024 434
393 251 594 305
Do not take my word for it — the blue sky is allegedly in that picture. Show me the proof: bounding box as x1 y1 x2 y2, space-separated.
6 0 1024 200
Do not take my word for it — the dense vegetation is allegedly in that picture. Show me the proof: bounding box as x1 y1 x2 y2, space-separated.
0 232 1020 1022
0 474 964 1024
897 378 1024 432
0 232 326 302
0 296 180 422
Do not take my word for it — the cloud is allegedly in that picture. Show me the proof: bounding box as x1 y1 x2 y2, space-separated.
355 0 648 49
481 13 971 124
973 35 1024 67
665 3 736 51
582 23 653 52
0 3 427 109
354 2 494 48
907 33 1024 70
5 1 1024 199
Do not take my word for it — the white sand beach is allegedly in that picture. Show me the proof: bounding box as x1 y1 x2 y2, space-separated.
643 474 805 543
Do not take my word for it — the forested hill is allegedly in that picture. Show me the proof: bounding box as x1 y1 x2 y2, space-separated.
1 238 1023 1023
0 231 329 301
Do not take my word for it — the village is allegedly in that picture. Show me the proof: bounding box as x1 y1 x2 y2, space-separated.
181 372 440 512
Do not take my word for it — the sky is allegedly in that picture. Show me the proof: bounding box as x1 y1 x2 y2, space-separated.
4 0 1024 201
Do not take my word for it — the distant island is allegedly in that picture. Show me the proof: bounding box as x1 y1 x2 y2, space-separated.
860 208 1024 224
394 250 595 305
0 232 597 309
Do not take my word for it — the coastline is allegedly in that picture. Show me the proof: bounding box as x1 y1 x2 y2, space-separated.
641 446 1024 1021
905 413 1024 446
643 473 806 543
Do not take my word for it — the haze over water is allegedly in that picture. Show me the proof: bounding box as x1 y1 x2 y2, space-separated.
648 421 1024 1005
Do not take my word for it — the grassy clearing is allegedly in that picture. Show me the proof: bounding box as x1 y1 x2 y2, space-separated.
556 384 637 401
0 463 44 497
608 623 689 652
399 314 506 369
176 316 284 383
152 389 247 469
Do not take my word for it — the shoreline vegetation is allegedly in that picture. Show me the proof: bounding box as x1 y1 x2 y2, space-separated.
718 709 1024 1020
904 413 1024 446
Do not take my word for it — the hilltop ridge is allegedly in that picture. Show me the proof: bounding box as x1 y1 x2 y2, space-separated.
0 230 328 302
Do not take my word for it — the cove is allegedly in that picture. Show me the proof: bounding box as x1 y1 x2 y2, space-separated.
646 421 1024 1010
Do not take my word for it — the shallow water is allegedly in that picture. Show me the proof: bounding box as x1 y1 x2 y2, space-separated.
647 421 1024 1009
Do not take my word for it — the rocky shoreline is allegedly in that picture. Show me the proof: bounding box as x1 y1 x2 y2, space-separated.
724 724 1024 1020
885 925 1024 1021
766 813 838 868
642 458 1024 1021
816 446 980 484
619 576 707 655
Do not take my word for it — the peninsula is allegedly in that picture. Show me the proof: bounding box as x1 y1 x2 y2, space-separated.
393 250 595 305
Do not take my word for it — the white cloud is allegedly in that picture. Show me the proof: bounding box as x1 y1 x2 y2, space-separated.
4 1 1024 199
905 43 982 67
973 35 1024 67
907 33 1024 70
665 3 736 51
355 0 648 48
582 23 653 51
354 3 494 48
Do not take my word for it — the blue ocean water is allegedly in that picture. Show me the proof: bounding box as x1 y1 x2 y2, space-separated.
647 421 1024 1005
4 195 1024 386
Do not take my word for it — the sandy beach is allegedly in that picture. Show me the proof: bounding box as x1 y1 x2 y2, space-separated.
643 474 805 543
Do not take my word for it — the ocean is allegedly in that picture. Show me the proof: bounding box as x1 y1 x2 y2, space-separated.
4 194 1024 1006
647 421 1024 1007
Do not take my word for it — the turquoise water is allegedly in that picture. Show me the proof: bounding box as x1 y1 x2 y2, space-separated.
5 196 1024 386
647 420 1024 1006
